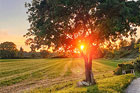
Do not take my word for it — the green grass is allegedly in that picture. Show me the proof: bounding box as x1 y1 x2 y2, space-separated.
0 59 69 86
28 74 135 93
0 58 135 93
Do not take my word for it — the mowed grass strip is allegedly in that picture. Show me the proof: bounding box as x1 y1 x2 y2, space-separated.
0 59 68 86
0 61 52 78
0 59 60 80
0 58 133 93
0 64 58 86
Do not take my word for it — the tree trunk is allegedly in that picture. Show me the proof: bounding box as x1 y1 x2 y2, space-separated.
84 53 96 85
84 56 90 82
88 54 96 84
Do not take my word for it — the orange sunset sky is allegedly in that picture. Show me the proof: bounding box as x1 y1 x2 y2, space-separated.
0 0 140 52
0 0 31 51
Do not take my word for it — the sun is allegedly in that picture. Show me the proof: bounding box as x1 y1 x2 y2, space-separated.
80 45 85 50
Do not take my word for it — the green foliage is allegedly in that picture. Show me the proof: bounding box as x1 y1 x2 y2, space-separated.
135 71 140 78
135 43 140 59
25 0 140 50
114 67 122 75
134 59 140 72
0 42 18 59
114 62 134 75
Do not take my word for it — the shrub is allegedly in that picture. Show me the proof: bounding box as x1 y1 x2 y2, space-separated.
114 67 122 75
114 62 134 75
134 59 140 72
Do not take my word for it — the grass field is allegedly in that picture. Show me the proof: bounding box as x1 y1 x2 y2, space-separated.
0 58 135 93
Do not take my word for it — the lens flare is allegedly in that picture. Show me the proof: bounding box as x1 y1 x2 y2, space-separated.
80 45 85 50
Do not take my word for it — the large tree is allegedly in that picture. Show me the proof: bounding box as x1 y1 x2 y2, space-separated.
0 42 18 59
25 0 140 85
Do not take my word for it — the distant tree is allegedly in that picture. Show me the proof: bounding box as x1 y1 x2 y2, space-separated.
25 0 140 85
135 43 140 59
40 50 50 58
18 47 24 58
130 38 136 48
30 44 37 58
119 40 129 48
0 42 18 58
30 44 36 52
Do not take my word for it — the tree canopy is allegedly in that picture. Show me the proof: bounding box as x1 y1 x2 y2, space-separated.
0 42 18 58
25 0 140 51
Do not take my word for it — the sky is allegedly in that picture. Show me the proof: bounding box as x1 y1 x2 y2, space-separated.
0 0 140 52
0 0 32 51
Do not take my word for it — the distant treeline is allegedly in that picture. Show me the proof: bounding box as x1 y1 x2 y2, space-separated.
0 42 50 59
103 38 140 59
0 38 140 59
0 41 80 59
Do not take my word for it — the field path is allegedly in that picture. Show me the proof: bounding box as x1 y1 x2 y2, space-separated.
125 78 140 93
